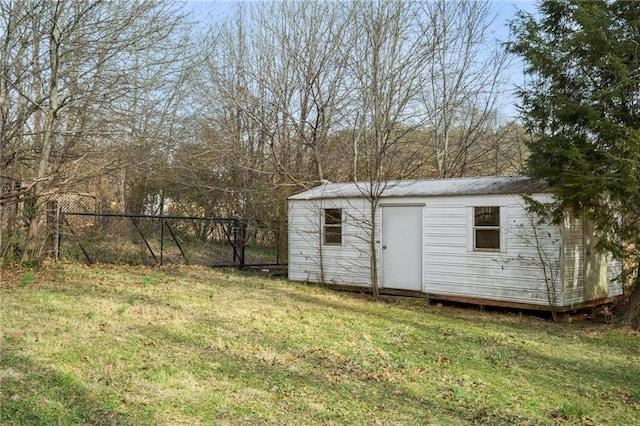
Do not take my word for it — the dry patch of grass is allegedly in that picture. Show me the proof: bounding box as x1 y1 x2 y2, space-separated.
1 263 639 425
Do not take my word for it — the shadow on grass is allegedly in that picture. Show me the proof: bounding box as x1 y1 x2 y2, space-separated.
128 323 483 424
6 268 636 424
129 307 546 424
231 283 640 411
0 350 135 425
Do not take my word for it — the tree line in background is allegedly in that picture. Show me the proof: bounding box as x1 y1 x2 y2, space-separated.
1 0 526 262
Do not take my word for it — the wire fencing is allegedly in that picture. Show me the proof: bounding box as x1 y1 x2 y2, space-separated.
56 211 287 268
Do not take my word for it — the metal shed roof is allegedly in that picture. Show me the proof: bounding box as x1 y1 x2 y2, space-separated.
289 175 549 200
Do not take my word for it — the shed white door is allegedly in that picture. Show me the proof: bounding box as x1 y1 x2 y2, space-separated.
381 205 423 291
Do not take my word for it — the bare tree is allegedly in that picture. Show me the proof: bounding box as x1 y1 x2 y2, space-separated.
419 0 510 178
0 0 192 261
510 205 562 321
247 0 359 188
180 0 356 224
346 0 435 297
175 3 280 221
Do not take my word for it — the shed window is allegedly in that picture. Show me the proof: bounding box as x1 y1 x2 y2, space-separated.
323 208 342 245
474 206 500 250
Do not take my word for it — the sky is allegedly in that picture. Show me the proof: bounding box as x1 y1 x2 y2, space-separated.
182 0 540 120
491 1 540 118
183 0 538 29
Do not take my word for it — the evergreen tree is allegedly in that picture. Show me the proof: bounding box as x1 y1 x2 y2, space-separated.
508 0 640 323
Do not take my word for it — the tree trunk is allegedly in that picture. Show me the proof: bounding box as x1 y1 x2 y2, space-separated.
619 264 640 326
370 198 379 298
20 4 61 263
20 118 55 262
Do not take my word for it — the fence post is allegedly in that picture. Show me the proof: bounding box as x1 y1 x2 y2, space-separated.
232 219 246 269
239 220 246 268
233 219 239 267
274 220 280 265
276 219 286 266
160 218 164 265
54 204 61 261
45 201 59 260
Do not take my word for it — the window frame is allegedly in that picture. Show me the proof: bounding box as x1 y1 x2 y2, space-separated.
323 208 343 246
473 206 501 251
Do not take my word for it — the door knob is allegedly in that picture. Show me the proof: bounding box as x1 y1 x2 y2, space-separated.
382 245 387 249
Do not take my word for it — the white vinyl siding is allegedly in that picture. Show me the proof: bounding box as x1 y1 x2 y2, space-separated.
561 214 585 305
288 183 623 309
424 195 561 306
288 198 371 286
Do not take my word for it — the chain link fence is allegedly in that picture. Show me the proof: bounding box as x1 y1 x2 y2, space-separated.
1 192 99 263
2 190 287 269
56 209 287 269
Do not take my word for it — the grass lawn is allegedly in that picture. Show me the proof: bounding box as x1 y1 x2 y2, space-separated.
1 264 639 425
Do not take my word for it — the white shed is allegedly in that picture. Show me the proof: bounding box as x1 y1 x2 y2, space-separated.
288 176 623 312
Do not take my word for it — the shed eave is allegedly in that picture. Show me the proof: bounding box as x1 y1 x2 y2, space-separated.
288 176 549 201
